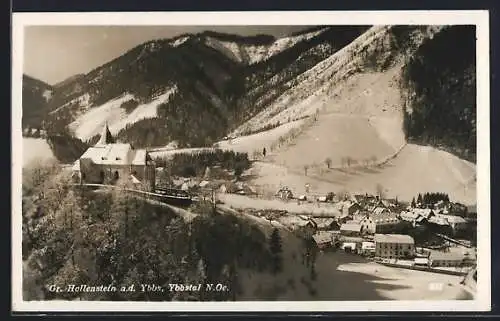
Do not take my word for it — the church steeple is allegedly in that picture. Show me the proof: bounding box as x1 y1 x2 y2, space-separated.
96 122 115 145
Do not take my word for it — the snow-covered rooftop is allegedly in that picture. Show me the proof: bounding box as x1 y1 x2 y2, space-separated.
374 234 414 244
80 144 133 165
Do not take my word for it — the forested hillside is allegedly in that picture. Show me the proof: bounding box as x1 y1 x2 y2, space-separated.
400 25 476 162
22 75 53 128
22 162 273 301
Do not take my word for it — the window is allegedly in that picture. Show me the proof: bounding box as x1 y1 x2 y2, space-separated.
99 170 105 182
114 171 119 180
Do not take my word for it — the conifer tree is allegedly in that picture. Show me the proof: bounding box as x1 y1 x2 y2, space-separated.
269 228 283 274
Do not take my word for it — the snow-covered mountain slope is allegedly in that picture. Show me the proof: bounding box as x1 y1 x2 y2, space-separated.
68 87 176 141
219 25 476 204
232 25 444 136
204 28 327 65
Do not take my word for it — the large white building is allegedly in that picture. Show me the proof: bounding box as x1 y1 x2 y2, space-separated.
374 234 415 259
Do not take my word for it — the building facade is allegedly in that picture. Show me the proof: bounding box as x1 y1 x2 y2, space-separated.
72 123 156 191
359 212 401 234
374 234 415 259
429 252 475 268
340 222 362 237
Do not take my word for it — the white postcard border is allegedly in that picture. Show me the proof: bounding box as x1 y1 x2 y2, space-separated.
12 10 491 312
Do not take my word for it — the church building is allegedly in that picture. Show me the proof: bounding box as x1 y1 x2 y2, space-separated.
72 123 156 191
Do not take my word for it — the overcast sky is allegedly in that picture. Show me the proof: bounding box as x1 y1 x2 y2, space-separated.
23 25 314 85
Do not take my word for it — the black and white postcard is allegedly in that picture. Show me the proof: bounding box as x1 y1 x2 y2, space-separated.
11 10 491 312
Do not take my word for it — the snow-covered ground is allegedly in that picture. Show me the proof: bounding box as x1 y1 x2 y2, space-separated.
250 143 476 205
68 87 176 141
219 193 341 216
335 261 470 300
23 138 55 168
215 119 305 155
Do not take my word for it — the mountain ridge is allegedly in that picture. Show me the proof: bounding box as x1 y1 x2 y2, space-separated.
22 25 476 164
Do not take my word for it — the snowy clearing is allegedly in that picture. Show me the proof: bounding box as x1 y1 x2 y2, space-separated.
69 87 176 141
216 119 305 155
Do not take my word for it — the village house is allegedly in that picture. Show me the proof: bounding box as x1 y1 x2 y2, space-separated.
340 222 362 237
351 194 378 209
433 200 449 213
435 214 468 236
411 208 435 220
311 217 340 231
275 186 293 200
359 241 376 256
399 211 427 226
299 221 317 238
429 251 475 268
337 200 362 218
427 215 453 235
372 206 390 216
359 211 401 234
374 234 415 259
312 231 335 249
72 123 155 191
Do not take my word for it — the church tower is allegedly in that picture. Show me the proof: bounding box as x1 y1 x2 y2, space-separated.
96 122 115 145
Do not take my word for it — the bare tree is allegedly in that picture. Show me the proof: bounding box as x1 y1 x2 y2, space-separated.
325 157 332 169
346 156 353 167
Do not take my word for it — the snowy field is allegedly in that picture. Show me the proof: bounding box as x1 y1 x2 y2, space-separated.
249 143 476 205
216 119 305 155
69 87 176 141
23 138 55 168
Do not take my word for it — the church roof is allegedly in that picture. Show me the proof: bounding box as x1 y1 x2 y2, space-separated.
96 122 115 145
80 143 133 165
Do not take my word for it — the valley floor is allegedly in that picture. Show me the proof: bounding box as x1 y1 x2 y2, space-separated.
248 143 476 206
232 212 471 301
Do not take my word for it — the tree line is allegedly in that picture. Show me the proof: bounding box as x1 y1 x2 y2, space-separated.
411 192 450 208
155 150 251 179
